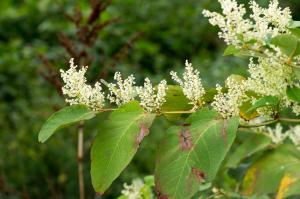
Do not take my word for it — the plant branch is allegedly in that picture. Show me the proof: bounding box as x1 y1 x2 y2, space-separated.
78 122 85 199
160 110 196 114
238 119 278 128
98 108 300 124
279 117 300 123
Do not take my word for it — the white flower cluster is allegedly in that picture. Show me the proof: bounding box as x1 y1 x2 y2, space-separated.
203 0 291 46
170 60 205 110
212 75 247 119
292 104 300 116
107 72 136 106
60 58 105 111
136 78 168 113
287 125 300 146
255 123 300 147
246 58 293 99
246 57 295 115
211 56 296 118
203 0 300 118
60 59 170 113
266 123 287 144
121 179 144 199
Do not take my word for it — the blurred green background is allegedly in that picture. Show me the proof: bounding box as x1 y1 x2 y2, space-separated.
1 0 300 198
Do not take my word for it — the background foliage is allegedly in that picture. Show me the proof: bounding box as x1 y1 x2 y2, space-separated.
1 0 300 198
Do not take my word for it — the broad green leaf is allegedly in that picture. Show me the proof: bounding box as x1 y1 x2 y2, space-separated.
91 101 155 194
270 34 298 57
290 28 300 39
243 144 300 196
239 101 260 121
289 21 300 29
161 85 192 121
223 45 266 58
155 108 239 199
226 133 271 168
38 105 95 143
246 96 279 114
224 45 240 56
293 68 300 81
202 88 218 104
287 86 300 103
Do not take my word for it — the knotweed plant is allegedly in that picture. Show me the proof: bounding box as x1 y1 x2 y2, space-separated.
39 0 300 198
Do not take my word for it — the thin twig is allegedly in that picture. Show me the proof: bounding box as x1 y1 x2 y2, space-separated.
279 117 300 123
239 119 278 128
160 110 196 114
78 122 85 199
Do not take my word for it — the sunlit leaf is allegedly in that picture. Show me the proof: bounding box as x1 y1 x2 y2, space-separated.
246 96 279 114
287 86 300 103
226 132 271 168
38 105 96 143
161 85 192 121
91 101 155 194
270 34 298 57
243 144 300 196
155 108 239 199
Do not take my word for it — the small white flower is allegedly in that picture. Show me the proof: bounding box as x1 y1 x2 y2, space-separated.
170 60 205 110
246 58 293 99
292 104 300 116
203 0 291 46
60 58 105 111
137 78 168 113
287 125 300 146
107 72 136 106
121 179 144 199
211 76 247 119
266 123 287 144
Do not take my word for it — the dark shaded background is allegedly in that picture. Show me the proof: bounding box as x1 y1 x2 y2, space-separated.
1 0 300 198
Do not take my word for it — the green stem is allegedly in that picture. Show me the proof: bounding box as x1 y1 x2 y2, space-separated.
99 108 300 125
238 119 278 128
160 110 195 114
279 117 300 123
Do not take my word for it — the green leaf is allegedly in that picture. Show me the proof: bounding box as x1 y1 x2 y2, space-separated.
243 144 300 197
161 85 192 121
246 96 279 114
239 101 260 121
224 45 240 56
270 34 298 57
155 108 239 199
91 101 155 194
226 132 271 168
290 28 300 38
293 68 300 81
38 105 96 143
287 87 300 103
223 44 267 58
202 88 218 104
289 21 300 29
